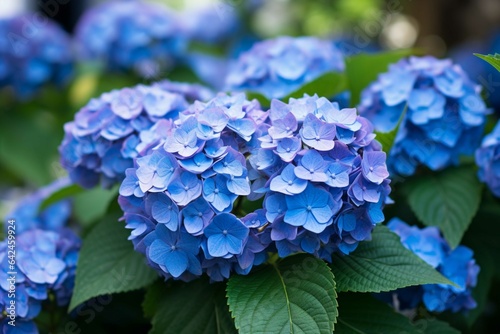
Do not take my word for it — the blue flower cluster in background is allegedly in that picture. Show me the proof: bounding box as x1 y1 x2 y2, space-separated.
119 93 270 282
59 80 213 189
0 179 80 333
249 95 391 258
225 36 345 99
0 14 73 98
74 1 186 77
476 120 500 197
381 218 479 313
359 56 490 176
6 178 71 235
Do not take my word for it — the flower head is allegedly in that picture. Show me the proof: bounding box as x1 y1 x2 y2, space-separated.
359 56 491 176
75 1 186 76
475 121 500 197
60 81 213 188
384 218 480 313
0 14 73 98
226 36 345 99
119 93 269 282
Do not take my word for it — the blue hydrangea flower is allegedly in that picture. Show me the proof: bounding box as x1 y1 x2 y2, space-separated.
475 121 500 197
359 56 491 176
119 93 271 282
75 1 186 76
250 94 391 258
382 218 479 313
0 228 81 331
5 178 71 235
0 14 73 98
182 5 239 44
60 81 213 189
225 36 345 99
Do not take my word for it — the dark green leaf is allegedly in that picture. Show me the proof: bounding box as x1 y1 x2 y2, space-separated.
405 166 483 248
474 53 500 72
144 279 236 334
335 293 419 334
227 254 337 334
331 226 455 293
69 212 157 312
414 318 461 334
346 49 414 105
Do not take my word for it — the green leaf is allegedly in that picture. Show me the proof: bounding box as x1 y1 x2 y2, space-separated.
405 166 483 248
413 318 461 334
39 184 84 211
143 279 236 334
346 49 414 105
374 104 408 153
246 91 271 107
335 293 419 334
284 71 348 101
474 53 500 72
331 226 455 293
69 212 157 312
73 186 119 227
227 254 338 334
0 113 61 185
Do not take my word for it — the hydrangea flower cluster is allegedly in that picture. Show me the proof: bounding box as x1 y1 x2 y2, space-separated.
1 178 80 333
225 36 345 99
119 93 270 281
182 5 239 44
249 95 391 258
381 218 479 313
475 121 500 197
6 178 71 235
59 81 213 189
118 92 391 282
358 56 490 176
0 14 73 98
0 228 81 333
75 1 186 76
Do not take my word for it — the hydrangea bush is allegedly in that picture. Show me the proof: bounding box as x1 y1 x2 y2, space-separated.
2 8 500 331
359 56 490 176
0 14 73 98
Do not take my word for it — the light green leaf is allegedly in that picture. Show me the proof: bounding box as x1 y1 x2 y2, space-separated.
39 183 83 211
69 212 157 312
346 49 414 106
405 166 483 248
331 226 455 293
246 91 271 107
474 53 500 72
73 185 118 227
227 254 338 334
144 279 236 334
284 71 348 101
374 104 407 153
335 293 419 334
